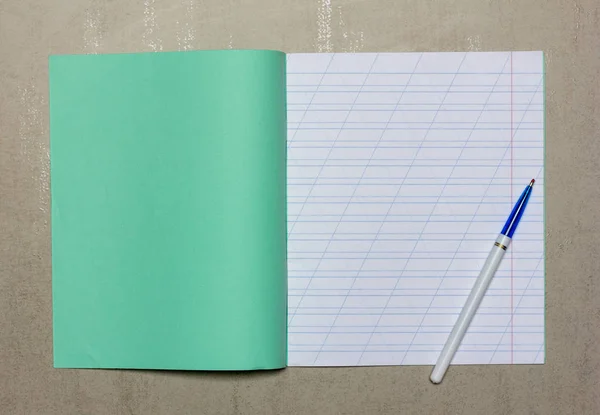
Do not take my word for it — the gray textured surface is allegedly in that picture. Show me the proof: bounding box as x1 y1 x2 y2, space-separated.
1 0 599 413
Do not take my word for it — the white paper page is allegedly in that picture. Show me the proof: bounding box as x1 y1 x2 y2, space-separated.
286 52 544 366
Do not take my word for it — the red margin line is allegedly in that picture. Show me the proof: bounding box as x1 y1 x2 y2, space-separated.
510 52 514 364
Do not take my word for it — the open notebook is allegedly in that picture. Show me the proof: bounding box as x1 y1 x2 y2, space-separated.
50 50 544 370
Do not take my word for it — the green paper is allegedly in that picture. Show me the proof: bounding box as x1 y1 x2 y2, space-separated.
50 50 287 370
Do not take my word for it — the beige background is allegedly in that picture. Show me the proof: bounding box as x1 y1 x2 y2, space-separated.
1 0 599 413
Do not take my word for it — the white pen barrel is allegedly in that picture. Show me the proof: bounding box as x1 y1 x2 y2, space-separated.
430 234 511 384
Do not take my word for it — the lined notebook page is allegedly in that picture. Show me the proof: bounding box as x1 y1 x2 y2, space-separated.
286 52 544 366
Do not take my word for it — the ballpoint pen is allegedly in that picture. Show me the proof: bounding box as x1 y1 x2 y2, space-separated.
430 179 536 384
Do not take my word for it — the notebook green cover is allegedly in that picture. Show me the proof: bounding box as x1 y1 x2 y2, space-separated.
50 50 287 370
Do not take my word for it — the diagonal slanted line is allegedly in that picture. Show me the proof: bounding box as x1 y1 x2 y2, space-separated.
488 253 544 363
485 76 544 363
357 54 514 364
397 54 515 365
288 54 381 327
533 338 545 364
288 54 374 237
287 54 335 150
310 53 427 365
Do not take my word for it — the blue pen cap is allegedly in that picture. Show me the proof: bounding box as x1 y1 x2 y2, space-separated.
500 180 535 238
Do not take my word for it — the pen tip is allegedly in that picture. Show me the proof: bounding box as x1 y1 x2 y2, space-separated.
530 179 535 186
